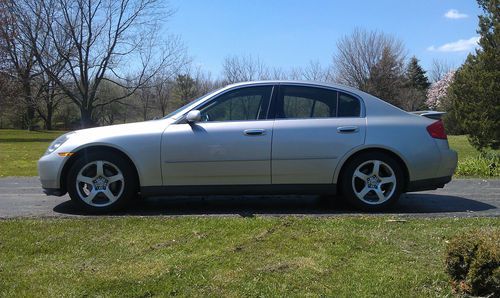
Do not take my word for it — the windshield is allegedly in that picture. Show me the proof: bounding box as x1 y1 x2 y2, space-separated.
162 88 223 119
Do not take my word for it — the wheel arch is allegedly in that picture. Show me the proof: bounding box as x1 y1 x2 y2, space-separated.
59 145 140 193
334 146 411 192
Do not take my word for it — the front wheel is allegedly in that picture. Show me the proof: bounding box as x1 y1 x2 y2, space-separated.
67 152 138 212
341 152 404 211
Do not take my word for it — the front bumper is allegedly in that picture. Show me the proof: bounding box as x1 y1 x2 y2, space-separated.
38 153 67 191
42 188 66 196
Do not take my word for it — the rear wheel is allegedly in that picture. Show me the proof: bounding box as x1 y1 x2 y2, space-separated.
67 151 138 212
341 152 403 211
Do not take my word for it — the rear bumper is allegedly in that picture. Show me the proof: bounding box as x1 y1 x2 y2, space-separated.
406 176 452 192
440 148 458 177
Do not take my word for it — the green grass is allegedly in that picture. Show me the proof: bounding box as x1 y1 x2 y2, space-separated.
448 135 480 158
0 129 65 177
448 135 500 177
0 217 497 297
0 130 498 177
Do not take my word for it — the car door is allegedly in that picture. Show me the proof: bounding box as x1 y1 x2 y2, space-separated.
271 85 366 184
161 85 275 185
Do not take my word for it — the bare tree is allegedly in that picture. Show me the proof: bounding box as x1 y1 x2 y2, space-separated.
34 72 66 129
333 28 406 91
0 0 43 129
429 59 454 83
136 82 154 121
191 66 219 97
94 78 130 125
153 77 174 117
398 87 426 111
222 55 270 83
149 38 190 117
31 40 69 130
298 60 334 82
268 67 289 80
0 72 17 128
11 0 180 127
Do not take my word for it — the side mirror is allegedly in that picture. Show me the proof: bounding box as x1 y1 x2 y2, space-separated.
186 110 201 123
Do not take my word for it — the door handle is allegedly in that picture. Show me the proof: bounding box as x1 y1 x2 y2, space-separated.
244 129 266 136
337 126 359 133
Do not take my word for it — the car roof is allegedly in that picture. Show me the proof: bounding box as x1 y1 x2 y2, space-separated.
229 80 416 118
224 80 365 97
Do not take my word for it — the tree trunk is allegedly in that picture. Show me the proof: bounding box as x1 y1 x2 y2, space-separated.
160 99 167 116
80 107 95 128
45 104 53 130
24 106 36 131
22 80 36 131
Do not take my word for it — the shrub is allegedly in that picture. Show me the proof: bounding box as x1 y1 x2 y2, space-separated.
455 152 500 177
445 229 500 296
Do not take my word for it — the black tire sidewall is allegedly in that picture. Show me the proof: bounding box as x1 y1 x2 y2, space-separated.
67 151 137 212
341 152 404 211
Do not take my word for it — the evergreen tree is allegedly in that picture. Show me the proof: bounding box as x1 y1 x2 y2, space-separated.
366 47 405 107
406 56 430 91
449 0 499 150
173 74 198 106
397 56 431 111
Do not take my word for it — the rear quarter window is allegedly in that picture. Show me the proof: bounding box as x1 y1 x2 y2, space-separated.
338 92 361 117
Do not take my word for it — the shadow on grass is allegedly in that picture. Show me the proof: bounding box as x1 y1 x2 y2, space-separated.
53 193 497 217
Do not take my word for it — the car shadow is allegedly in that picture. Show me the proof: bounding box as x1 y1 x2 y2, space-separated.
52 193 497 217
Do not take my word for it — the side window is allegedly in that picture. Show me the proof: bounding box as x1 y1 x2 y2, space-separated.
277 86 337 119
199 86 272 122
338 92 361 117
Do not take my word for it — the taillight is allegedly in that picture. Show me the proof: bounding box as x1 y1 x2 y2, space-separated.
426 120 447 139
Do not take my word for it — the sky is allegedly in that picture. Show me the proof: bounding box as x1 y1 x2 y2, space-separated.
166 0 482 77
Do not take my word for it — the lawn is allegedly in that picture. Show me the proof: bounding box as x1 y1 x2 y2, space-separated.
0 129 498 177
0 217 498 296
448 135 500 177
447 135 480 158
0 129 65 177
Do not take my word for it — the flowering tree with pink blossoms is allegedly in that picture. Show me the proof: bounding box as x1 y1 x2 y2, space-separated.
426 71 456 110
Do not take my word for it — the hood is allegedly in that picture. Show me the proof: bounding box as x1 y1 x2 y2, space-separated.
73 119 174 140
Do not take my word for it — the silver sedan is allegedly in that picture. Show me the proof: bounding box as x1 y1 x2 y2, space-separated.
38 81 458 212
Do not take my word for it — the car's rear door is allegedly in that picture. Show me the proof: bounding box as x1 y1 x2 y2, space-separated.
271 84 366 184
161 85 275 185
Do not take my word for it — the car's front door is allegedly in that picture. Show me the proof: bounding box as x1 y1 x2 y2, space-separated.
162 85 274 185
271 85 366 184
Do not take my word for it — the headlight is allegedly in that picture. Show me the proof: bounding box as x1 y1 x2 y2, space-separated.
44 132 75 155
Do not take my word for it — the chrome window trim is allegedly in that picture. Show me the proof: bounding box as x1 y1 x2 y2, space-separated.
173 81 366 124
174 83 276 124
276 82 366 118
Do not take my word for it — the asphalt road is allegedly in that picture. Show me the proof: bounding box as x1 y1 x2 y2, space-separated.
0 177 499 218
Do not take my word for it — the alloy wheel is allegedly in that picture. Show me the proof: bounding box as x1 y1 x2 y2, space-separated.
351 160 397 205
75 160 125 207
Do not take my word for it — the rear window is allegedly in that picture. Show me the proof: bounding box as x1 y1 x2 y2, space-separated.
338 92 361 117
277 86 337 119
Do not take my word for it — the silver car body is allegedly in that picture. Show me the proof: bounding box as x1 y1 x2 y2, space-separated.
38 81 457 196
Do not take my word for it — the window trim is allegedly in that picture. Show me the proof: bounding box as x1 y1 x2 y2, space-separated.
175 84 276 124
269 84 364 120
174 82 366 124
337 91 362 118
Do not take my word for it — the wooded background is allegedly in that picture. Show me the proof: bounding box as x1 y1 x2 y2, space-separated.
0 0 497 150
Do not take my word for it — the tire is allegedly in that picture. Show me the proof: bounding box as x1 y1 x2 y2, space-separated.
66 151 138 212
340 152 404 211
